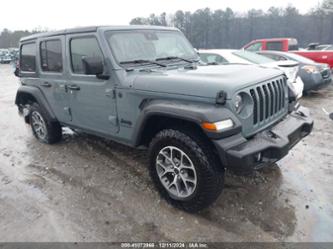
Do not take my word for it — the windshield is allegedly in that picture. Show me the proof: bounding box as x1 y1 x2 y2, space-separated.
285 53 315 64
232 50 274 64
105 30 198 66
199 53 228 64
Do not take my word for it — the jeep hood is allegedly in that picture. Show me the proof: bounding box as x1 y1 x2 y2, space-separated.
130 64 282 99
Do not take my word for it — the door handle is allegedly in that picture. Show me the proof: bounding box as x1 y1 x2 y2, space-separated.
41 82 51 88
105 89 116 98
67 84 80 91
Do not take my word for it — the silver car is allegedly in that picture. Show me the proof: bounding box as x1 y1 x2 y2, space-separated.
258 50 332 93
199 49 304 99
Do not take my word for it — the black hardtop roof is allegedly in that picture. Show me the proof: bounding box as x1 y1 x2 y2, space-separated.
20 25 179 42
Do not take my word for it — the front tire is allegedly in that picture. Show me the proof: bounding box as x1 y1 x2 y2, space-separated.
29 103 62 144
148 129 224 212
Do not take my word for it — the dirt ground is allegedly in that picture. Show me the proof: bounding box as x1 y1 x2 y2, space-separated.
0 64 333 242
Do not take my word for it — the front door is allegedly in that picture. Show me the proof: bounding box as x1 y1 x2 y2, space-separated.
66 34 118 135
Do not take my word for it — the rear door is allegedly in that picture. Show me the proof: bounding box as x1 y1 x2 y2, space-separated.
38 36 71 123
66 33 118 135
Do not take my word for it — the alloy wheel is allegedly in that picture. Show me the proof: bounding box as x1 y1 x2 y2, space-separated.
155 146 197 200
31 111 47 140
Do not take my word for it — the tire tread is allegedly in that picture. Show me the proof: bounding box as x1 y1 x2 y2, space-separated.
149 128 224 212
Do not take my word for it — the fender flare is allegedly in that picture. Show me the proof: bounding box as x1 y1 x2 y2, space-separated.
132 99 241 146
15 85 57 121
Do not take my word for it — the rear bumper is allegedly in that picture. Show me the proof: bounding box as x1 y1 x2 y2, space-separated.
213 106 313 172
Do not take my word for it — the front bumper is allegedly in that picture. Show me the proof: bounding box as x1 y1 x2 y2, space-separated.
304 72 332 91
213 106 313 172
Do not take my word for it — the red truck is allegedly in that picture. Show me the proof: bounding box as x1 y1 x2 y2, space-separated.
242 38 333 69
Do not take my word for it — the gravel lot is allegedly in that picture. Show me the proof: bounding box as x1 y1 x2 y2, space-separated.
0 64 333 242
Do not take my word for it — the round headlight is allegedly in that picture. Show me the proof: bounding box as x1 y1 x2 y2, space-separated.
233 92 254 118
234 94 243 113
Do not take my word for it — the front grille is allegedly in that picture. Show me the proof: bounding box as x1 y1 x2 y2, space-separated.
321 69 330 79
249 77 287 126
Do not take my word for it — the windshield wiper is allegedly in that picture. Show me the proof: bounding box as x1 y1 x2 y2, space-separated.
120 59 166 67
206 62 229 65
156 56 199 63
206 62 220 65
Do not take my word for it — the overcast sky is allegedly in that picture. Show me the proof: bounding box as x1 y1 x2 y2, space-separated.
1 0 322 31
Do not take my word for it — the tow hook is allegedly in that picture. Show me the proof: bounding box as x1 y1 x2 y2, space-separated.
268 130 278 139
296 110 306 117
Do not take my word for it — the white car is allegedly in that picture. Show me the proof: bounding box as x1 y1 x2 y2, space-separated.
199 49 304 99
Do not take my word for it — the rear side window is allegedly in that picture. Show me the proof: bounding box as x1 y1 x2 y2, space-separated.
40 39 63 72
20 43 36 72
70 37 103 74
266 42 283 51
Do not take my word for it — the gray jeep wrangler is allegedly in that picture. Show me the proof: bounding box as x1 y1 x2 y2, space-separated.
15 26 313 212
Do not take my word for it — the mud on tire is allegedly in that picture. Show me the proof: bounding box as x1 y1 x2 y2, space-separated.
148 129 224 212
29 102 62 144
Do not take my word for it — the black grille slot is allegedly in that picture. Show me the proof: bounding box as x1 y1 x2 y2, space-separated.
276 80 282 111
250 89 258 124
249 77 287 126
262 85 269 119
280 80 286 108
272 81 279 113
257 86 264 122
267 83 274 116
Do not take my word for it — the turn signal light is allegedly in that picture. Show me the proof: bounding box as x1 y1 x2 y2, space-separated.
201 119 234 132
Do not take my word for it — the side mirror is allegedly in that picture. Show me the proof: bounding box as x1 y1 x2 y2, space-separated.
82 57 109 80
14 61 20 77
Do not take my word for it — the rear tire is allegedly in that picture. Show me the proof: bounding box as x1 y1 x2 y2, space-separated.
29 103 62 144
148 129 224 212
